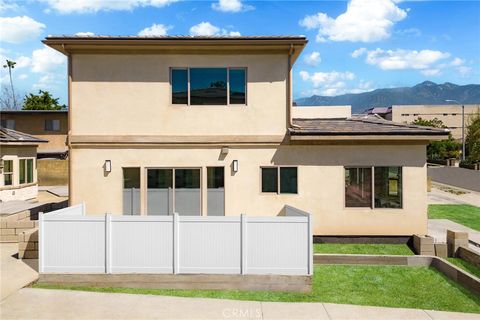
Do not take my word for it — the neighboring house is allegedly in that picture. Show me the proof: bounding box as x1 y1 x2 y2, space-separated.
0 127 46 201
43 35 449 236
363 107 392 120
389 105 480 139
0 110 68 159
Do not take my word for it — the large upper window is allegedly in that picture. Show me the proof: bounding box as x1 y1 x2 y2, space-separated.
171 67 246 106
345 167 402 209
261 167 298 194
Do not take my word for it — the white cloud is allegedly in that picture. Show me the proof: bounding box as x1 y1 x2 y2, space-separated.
351 47 367 58
40 0 177 14
0 0 21 13
457 66 472 77
0 16 45 44
395 28 421 37
190 22 219 36
15 56 31 69
31 46 66 74
450 57 464 67
299 0 407 43
303 51 321 66
299 70 356 96
420 69 441 76
138 24 171 36
353 48 450 70
211 0 254 13
18 74 28 80
75 31 95 37
189 21 240 36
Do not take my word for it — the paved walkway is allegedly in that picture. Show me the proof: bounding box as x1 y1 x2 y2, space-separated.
428 167 480 192
0 243 38 301
1 288 479 320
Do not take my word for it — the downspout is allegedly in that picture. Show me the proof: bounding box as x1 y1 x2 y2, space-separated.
65 44 73 205
287 44 300 129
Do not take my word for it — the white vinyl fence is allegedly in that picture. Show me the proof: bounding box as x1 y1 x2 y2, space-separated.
39 206 312 276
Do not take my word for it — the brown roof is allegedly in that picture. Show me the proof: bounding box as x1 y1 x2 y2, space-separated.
0 127 48 144
290 116 450 136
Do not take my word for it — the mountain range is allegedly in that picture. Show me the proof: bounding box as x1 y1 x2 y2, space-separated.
295 81 480 114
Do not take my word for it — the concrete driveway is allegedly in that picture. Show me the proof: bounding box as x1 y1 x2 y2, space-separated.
1 288 479 320
0 243 38 301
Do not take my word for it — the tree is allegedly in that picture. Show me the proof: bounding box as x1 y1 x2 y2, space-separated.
22 90 66 110
0 86 21 110
465 110 480 163
411 117 461 160
2 59 19 109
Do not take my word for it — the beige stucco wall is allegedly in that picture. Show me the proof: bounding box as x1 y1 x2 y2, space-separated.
391 105 480 139
71 54 288 136
70 144 427 236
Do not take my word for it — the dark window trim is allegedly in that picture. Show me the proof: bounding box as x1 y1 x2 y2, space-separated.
170 67 247 107
344 166 403 209
260 166 298 195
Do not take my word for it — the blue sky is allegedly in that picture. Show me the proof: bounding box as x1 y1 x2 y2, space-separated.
1 0 479 105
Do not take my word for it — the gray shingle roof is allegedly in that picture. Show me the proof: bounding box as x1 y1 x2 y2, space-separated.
0 127 48 143
290 116 450 136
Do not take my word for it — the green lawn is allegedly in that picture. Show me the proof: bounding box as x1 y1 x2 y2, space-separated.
34 265 480 313
314 243 414 255
448 258 480 279
428 204 480 231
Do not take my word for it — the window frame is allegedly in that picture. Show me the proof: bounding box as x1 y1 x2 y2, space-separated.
170 67 247 107
344 166 403 210
44 119 61 132
18 157 35 185
206 166 226 216
2 159 13 186
1 119 16 130
260 166 298 195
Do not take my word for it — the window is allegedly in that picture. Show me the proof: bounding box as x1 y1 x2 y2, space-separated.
147 168 201 216
3 160 13 186
123 168 140 215
18 158 34 184
345 168 372 207
261 167 298 194
171 69 188 104
229 68 246 104
19 159 25 184
345 167 402 209
45 119 60 131
207 167 225 216
1 119 15 130
171 67 247 106
374 167 402 208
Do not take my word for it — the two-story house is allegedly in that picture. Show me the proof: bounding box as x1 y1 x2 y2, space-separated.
43 36 448 236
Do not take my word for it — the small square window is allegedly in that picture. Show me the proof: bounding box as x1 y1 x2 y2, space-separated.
280 167 297 194
261 167 298 194
45 119 60 131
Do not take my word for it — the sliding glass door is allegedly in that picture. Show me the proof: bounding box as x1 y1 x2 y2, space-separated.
147 168 201 216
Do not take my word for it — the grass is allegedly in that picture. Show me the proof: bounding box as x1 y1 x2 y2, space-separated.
447 258 480 279
428 204 480 231
34 265 480 314
313 243 414 255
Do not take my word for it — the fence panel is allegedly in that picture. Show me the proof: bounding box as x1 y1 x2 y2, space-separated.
110 216 174 273
246 217 310 275
178 216 241 274
41 206 311 275
42 216 105 273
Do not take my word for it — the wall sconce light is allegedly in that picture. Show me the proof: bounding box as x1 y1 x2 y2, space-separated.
221 146 229 155
104 160 112 173
232 160 238 172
